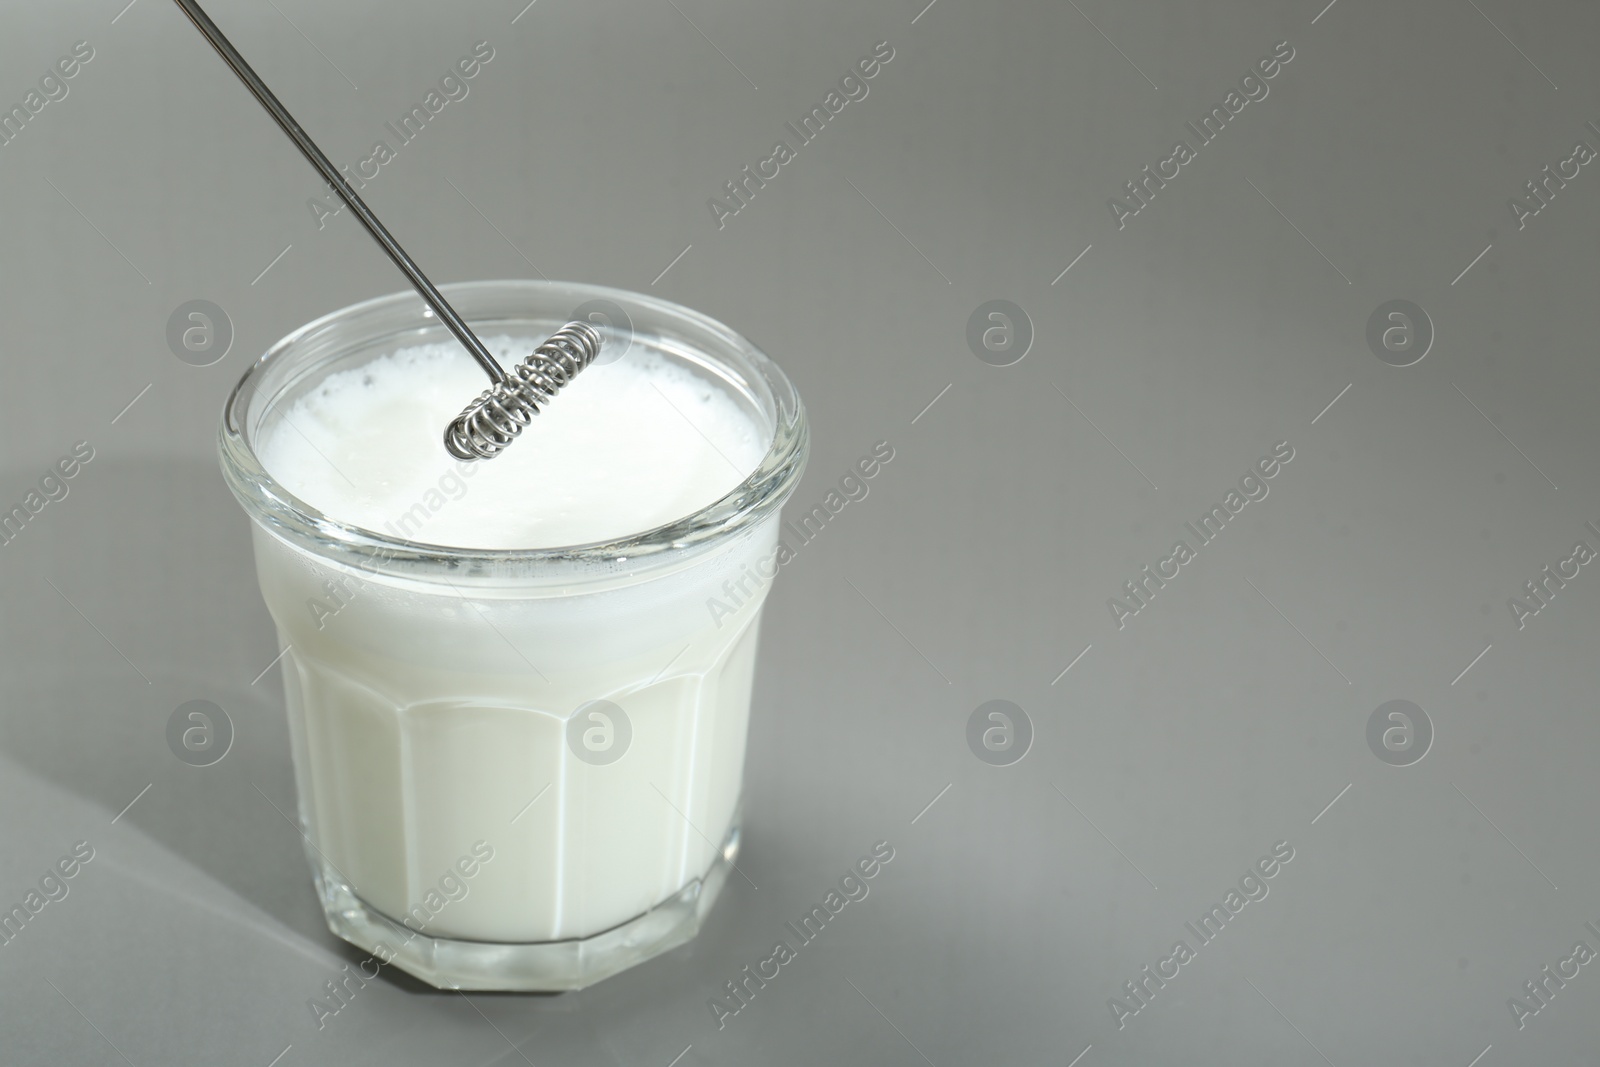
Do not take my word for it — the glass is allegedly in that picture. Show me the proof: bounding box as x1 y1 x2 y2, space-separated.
219 280 807 990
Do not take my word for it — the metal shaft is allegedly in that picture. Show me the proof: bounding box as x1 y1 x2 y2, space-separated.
170 0 507 384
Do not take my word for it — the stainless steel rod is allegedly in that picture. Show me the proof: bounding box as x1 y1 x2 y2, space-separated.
170 0 508 384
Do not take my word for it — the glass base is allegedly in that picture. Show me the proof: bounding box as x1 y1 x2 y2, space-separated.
307 811 741 991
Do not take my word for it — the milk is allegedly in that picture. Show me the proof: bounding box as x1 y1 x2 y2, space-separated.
260 336 765 549
253 335 773 944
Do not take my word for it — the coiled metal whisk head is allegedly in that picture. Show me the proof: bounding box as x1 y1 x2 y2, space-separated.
444 321 604 461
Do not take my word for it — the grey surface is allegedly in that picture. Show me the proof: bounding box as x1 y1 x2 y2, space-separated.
1 0 1598 1063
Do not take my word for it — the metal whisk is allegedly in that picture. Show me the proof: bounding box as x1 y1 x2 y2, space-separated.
172 0 600 461
442 320 602 460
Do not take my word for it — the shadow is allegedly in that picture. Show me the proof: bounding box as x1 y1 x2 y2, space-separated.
0 455 344 956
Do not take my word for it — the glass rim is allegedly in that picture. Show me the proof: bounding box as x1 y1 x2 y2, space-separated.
218 279 809 576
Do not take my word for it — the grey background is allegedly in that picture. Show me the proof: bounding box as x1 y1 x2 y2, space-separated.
1 0 1596 1063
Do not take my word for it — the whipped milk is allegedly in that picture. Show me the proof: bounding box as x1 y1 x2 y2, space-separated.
261 336 764 549
253 335 773 943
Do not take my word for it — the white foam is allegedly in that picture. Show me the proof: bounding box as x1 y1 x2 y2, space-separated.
258 335 765 549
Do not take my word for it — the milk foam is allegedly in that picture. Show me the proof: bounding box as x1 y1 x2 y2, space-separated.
258 335 766 549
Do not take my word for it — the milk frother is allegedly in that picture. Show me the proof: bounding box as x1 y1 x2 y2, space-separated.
171 0 601 460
